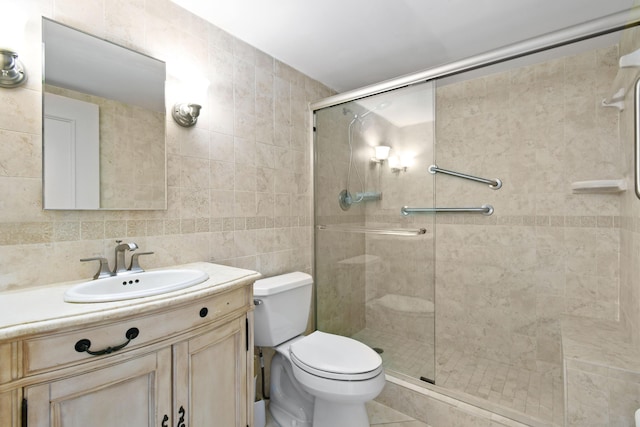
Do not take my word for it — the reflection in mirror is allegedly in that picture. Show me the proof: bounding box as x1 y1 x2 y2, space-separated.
42 18 167 210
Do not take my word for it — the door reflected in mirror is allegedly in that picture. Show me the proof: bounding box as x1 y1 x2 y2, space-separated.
42 18 167 210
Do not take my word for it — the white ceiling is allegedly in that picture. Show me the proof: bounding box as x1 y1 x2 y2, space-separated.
172 0 637 93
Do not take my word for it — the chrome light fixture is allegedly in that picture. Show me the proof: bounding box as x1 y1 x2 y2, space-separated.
0 50 27 88
370 145 391 165
172 103 202 127
389 154 413 173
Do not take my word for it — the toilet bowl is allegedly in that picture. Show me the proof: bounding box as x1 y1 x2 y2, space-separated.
253 272 385 427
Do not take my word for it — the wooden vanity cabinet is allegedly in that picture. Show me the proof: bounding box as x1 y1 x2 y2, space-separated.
1 286 254 427
25 348 173 426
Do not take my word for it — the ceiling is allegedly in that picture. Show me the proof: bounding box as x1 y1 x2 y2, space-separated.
171 0 637 93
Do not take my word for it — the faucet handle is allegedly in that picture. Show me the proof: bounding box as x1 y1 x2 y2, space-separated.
80 257 113 280
128 251 154 273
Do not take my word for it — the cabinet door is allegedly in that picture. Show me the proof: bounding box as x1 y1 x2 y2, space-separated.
174 316 248 427
25 348 172 427
0 389 20 427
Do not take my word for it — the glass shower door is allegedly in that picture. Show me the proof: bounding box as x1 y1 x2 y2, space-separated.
314 81 436 382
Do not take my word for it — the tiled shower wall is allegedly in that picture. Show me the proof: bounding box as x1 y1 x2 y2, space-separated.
619 25 640 346
0 0 332 291
315 94 436 339
435 44 622 374
315 104 368 337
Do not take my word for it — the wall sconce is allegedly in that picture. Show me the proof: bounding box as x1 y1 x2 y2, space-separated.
0 6 28 89
0 50 27 88
172 103 202 127
389 154 413 173
370 145 391 164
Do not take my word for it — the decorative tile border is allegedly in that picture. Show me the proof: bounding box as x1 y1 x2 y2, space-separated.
0 216 313 246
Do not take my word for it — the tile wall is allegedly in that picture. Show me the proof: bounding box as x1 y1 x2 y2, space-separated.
619 24 640 346
435 43 622 375
0 0 333 291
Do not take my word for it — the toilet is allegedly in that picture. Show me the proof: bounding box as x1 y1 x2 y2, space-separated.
253 272 385 427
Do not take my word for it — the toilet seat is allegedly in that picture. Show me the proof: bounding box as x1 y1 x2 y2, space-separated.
289 331 383 381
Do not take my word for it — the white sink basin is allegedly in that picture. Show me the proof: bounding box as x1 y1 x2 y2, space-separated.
64 269 209 303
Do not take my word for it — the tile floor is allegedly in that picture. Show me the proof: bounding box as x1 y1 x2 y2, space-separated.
263 400 429 427
352 328 434 381
436 347 563 426
351 327 563 426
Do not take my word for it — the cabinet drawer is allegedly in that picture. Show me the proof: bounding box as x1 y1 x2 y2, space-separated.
24 288 248 376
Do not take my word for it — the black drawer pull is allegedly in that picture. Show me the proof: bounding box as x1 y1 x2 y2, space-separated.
74 327 140 356
176 405 186 427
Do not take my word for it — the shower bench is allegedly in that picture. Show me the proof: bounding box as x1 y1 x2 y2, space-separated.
561 316 640 426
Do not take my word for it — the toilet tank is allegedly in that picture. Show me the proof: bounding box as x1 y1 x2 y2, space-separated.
253 272 313 347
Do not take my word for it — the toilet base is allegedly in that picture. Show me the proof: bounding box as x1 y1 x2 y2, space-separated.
312 399 369 427
269 353 314 427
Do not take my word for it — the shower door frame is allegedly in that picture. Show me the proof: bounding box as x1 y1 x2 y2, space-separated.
311 9 640 113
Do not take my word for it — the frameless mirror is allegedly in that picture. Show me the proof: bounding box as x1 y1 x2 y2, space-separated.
42 18 167 210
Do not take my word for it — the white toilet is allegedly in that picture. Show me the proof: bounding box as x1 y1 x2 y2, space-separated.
253 272 385 427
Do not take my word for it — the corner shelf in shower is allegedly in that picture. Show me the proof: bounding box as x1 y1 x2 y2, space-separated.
619 47 640 69
338 254 381 265
601 48 640 111
570 179 626 194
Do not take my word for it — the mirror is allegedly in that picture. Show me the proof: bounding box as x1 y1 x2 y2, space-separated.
42 18 167 210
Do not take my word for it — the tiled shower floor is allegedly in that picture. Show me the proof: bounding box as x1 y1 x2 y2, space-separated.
352 328 434 380
352 328 564 426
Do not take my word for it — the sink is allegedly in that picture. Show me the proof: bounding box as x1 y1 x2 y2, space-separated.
64 269 210 303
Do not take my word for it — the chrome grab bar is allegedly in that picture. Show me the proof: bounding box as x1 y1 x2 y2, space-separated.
316 224 427 236
635 77 640 199
401 204 494 216
428 164 502 190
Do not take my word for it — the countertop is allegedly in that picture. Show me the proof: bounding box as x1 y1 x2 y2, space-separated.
0 262 261 341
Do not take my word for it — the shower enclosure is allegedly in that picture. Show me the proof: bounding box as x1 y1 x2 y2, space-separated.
313 17 640 426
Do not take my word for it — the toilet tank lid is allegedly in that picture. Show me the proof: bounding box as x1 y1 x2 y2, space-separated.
253 272 313 296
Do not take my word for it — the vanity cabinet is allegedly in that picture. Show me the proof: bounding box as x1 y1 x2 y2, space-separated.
25 348 173 426
0 271 256 427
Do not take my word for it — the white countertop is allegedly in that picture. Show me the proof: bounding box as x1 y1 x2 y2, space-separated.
0 262 261 341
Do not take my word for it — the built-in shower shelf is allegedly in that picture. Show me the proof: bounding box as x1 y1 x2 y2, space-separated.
601 48 640 111
571 179 626 194
337 254 381 265
620 47 640 69
601 88 625 110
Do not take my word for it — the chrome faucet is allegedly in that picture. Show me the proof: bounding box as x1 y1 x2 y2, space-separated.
114 241 138 275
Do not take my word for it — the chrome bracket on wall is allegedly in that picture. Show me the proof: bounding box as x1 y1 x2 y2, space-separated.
428 165 502 189
338 189 382 211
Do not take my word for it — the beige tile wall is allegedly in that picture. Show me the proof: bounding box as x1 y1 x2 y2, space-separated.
0 0 333 291
435 44 622 376
560 23 640 427
619 24 640 346
314 104 368 336
317 43 623 383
